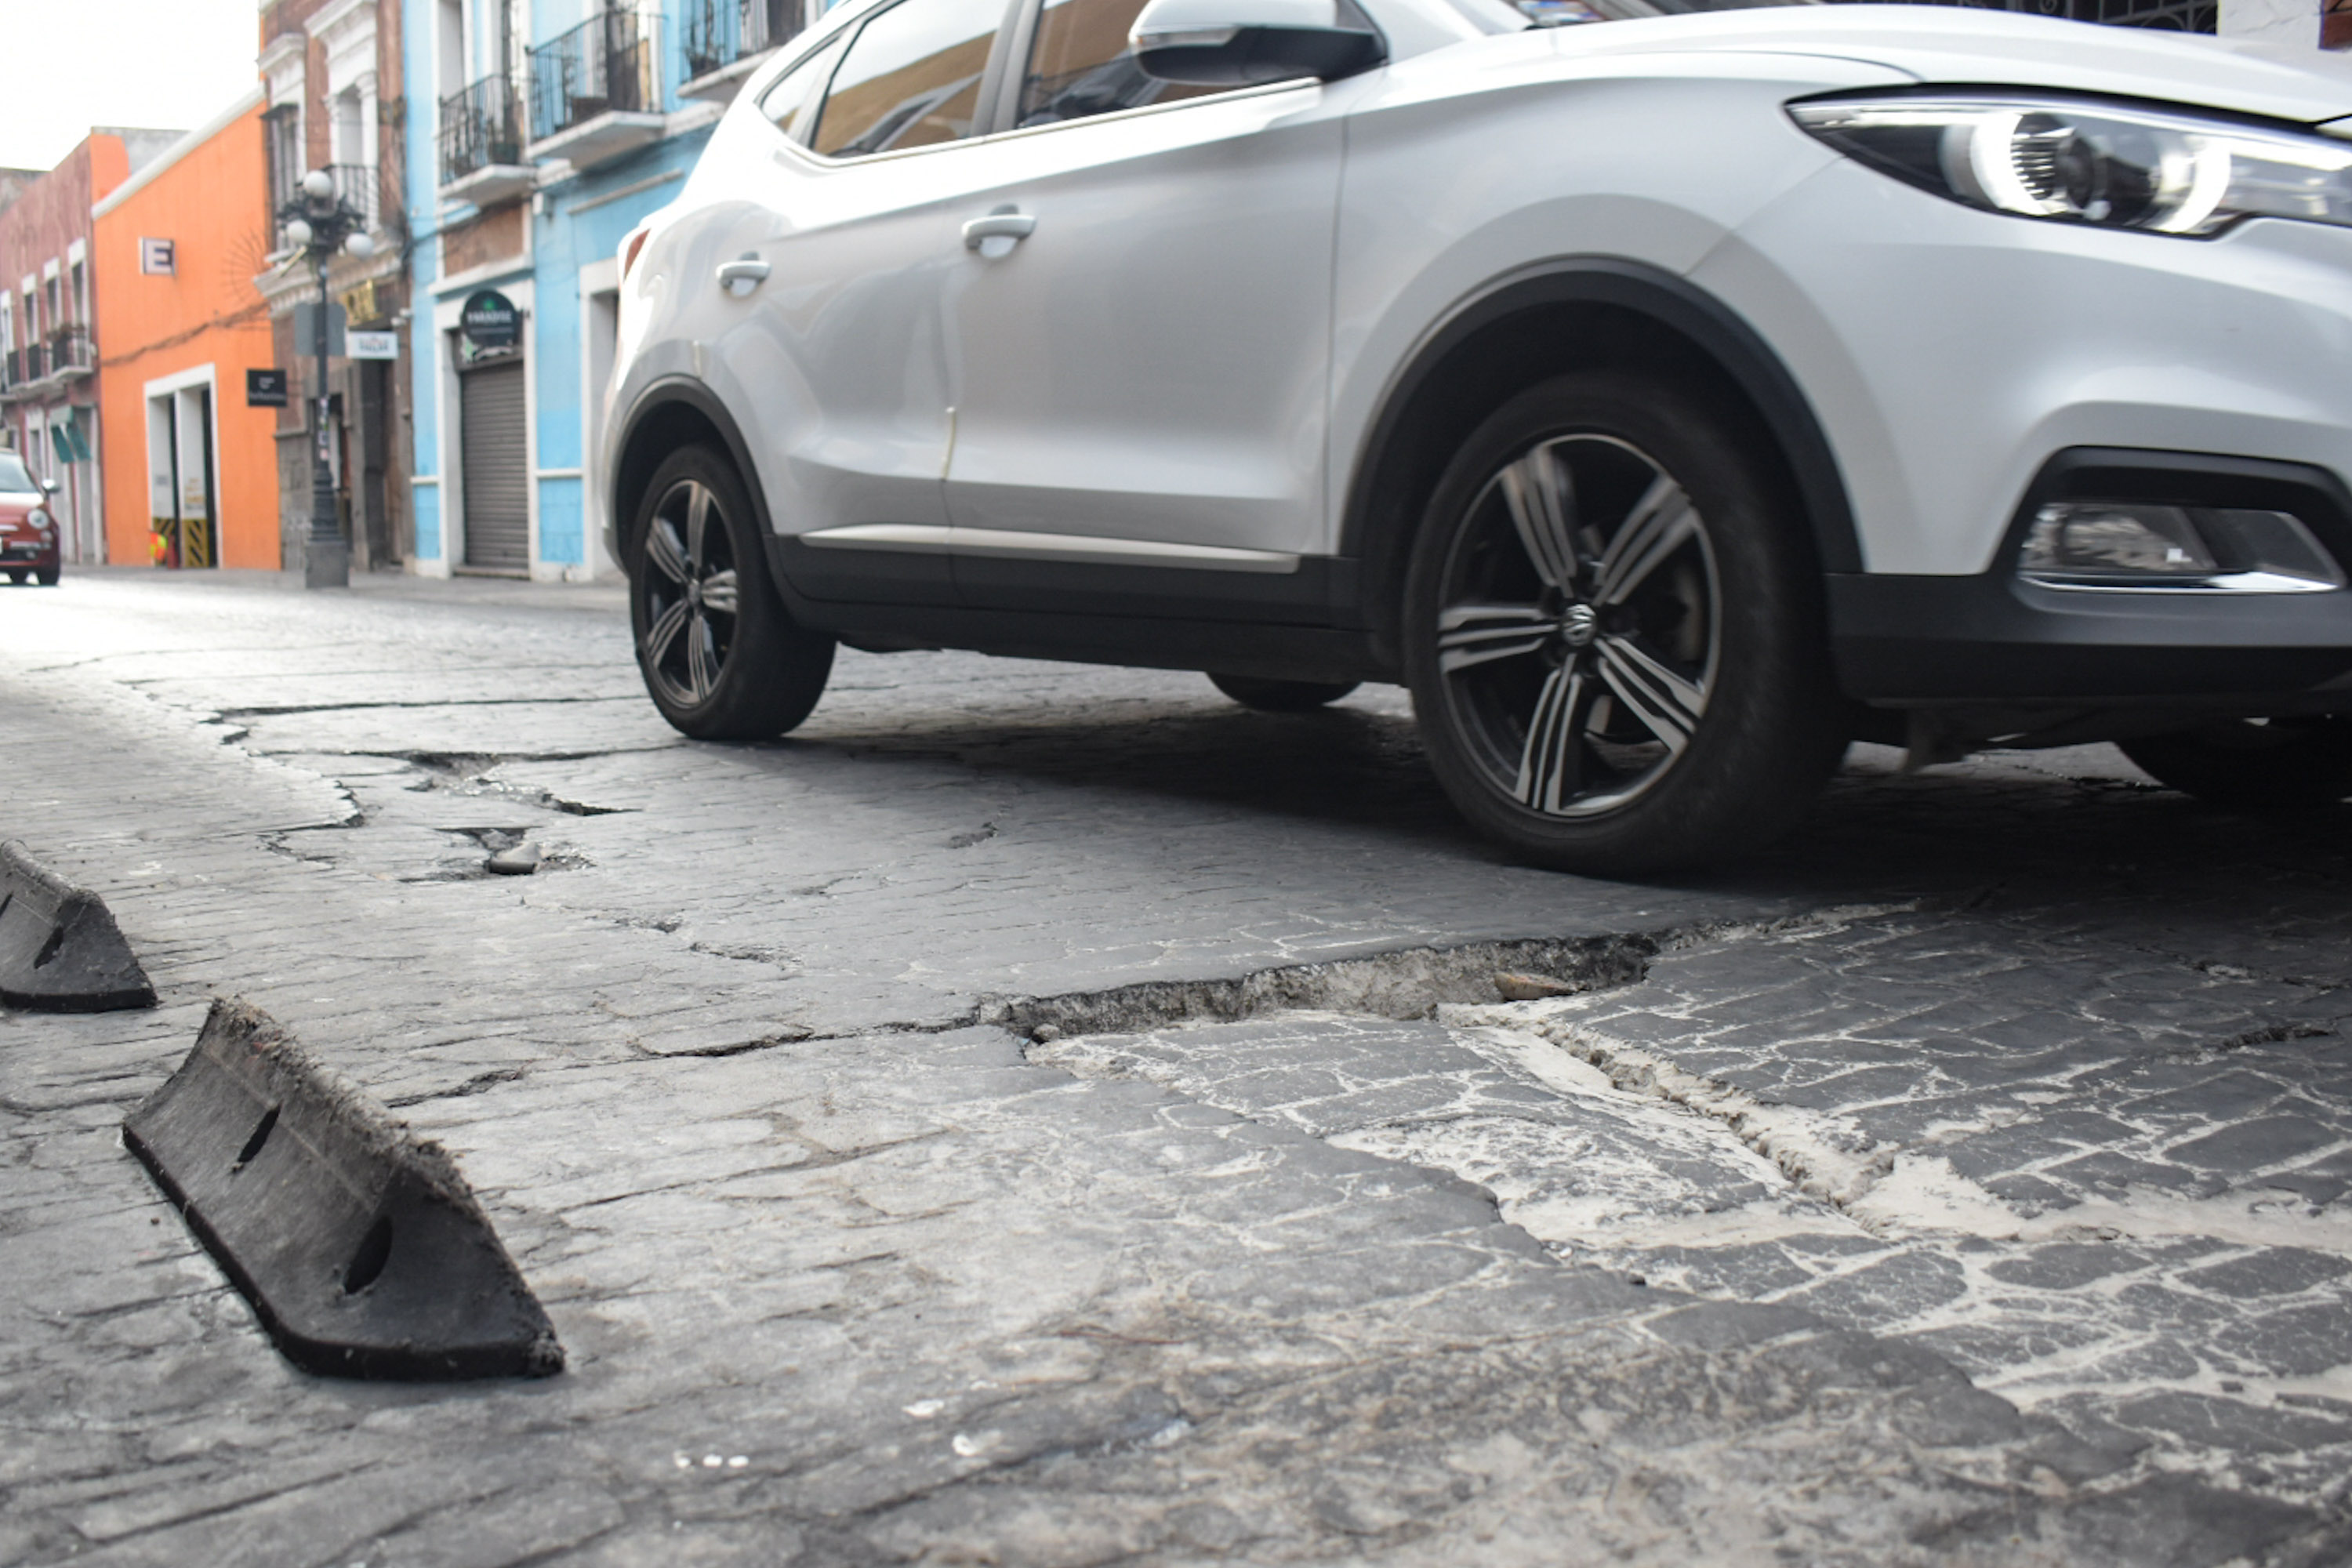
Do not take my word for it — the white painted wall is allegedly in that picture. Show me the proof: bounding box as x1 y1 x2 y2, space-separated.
2220 0 2320 49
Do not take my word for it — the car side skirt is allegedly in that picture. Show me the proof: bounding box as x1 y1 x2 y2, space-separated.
799 601 1379 684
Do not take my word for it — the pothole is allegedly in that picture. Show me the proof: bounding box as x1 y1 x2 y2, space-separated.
985 931 1674 1040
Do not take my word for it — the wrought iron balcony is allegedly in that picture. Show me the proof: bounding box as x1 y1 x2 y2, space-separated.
276 165 379 252
45 325 93 379
1828 0 2214 27
324 165 379 230
683 0 804 87
529 9 664 146
439 74 526 188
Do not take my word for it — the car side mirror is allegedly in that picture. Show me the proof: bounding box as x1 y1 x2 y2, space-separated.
1131 0 1385 86
38 478 56 495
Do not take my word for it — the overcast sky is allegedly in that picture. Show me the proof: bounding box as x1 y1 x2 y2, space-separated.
1 1 264 172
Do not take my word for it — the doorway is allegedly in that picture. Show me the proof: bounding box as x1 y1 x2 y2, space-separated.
145 383 217 568
459 354 528 572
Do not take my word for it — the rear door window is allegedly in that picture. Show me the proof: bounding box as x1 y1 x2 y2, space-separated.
811 0 1007 158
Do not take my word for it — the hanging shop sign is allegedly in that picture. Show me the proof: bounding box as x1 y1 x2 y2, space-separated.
246 368 289 408
460 290 521 351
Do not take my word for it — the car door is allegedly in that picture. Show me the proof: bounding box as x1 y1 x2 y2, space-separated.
701 0 1019 605
936 0 1352 617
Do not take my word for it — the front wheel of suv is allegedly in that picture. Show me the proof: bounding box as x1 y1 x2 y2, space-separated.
1403 372 1846 876
629 445 835 740
2120 718 2352 810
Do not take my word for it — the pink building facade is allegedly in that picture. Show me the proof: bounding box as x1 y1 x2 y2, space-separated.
0 129 181 563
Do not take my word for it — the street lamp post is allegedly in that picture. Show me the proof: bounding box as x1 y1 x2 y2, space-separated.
278 169 376 590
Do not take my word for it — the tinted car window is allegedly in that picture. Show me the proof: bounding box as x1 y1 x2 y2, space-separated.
1016 0 1218 129
812 0 1004 158
759 33 852 143
0 454 31 492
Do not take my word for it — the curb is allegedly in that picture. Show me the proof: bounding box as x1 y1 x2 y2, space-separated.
0 840 156 1012
125 998 564 1381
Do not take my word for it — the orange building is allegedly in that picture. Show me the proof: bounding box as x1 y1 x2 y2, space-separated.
93 89 279 570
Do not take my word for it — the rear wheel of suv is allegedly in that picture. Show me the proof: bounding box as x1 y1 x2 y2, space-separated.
2120 717 2352 810
1403 372 1845 875
1209 673 1360 711
629 445 834 740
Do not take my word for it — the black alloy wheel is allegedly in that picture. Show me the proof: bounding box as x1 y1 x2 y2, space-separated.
629 445 834 740
1209 673 1361 712
2121 717 2352 810
1404 372 1844 874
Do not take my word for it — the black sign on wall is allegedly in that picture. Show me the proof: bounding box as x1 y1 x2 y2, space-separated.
246 368 289 408
461 290 521 351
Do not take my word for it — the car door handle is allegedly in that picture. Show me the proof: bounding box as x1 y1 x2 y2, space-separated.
962 212 1036 251
717 256 770 292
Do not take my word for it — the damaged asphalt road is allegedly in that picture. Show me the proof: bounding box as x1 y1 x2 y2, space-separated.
4 569 2352 1564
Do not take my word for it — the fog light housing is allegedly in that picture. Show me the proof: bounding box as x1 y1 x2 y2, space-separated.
2020 502 2344 592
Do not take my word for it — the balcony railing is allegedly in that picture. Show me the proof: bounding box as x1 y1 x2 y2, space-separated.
277 165 379 251
45 325 93 379
1830 0 2213 27
324 164 379 230
529 9 663 145
683 0 804 83
440 74 525 187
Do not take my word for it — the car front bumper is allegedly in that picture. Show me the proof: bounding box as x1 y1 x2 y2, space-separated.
1831 572 2352 708
1831 445 2352 709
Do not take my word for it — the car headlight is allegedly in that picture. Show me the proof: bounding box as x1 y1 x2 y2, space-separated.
27 507 49 529
1788 94 2352 238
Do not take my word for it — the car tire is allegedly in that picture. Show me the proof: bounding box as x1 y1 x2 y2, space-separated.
32 566 57 586
1209 673 1359 711
2120 718 2352 810
2 570 20 585
628 445 834 741
1403 371 1845 875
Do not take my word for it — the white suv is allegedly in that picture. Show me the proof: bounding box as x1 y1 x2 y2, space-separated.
606 0 2352 871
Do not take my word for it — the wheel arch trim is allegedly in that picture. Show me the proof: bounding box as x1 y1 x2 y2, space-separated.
606 376 776 566
1337 257 1864 601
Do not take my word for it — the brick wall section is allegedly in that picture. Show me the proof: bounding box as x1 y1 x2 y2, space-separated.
443 201 527 278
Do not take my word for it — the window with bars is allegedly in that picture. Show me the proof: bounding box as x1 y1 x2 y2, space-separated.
264 103 303 245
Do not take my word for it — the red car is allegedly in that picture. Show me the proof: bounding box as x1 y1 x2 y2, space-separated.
0 451 59 586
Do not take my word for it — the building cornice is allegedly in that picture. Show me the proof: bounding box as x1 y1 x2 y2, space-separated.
252 245 403 312
91 87 265 220
307 0 372 47
259 31 305 76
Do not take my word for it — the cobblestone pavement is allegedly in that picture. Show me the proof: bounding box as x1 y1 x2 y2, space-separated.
4 568 2352 1564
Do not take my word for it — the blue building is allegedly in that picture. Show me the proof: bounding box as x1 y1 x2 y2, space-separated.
405 1 808 579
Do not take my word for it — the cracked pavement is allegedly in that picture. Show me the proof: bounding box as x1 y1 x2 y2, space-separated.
5 568 2352 1564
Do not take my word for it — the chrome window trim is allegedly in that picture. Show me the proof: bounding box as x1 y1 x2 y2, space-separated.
801 522 1304 571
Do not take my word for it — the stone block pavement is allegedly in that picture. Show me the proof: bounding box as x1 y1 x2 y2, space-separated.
3 568 2352 1563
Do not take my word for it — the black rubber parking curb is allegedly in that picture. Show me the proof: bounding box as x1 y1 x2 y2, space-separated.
0 840 155 1012
124 998 564 1381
